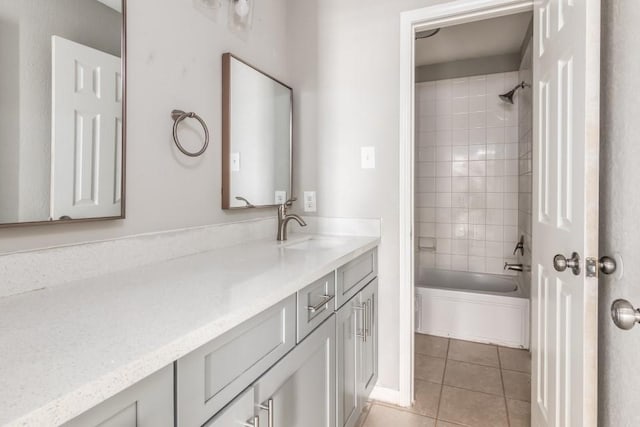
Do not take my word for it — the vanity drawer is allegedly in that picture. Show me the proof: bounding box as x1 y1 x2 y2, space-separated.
176 295 296 427
336 248 377 309
297 272 336 342
63 365 173 427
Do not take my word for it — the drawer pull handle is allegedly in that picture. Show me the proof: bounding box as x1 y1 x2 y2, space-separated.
242 416 259 427
259 398 274 427
307 294 334 313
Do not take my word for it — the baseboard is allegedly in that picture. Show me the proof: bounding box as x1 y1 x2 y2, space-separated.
369 385 407 407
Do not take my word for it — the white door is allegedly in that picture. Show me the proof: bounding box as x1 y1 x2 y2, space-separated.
531 1 600 426
51 36 122 220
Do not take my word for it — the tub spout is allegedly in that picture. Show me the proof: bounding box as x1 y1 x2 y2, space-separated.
504 262 524 272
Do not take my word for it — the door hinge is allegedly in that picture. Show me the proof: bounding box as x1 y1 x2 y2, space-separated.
586 257 598 278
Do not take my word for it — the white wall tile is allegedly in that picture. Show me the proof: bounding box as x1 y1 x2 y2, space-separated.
469 128 486 145
468 76 486 96
436 146 452 162
451 177 469 193
436 162 452 177
451 129 469 146
435 130 453 146
453 97 469 114
486 209 503 225
486 193 503 209
416 71 522 276
486 127 505 144
469 177 486 193
468 256 486 272
436 207 451 223
436 254 452 269
452 239 469 255
452 146 468 161
486 144 505 160
436 192 452 208
451 255 468 271
469 194 486 209
469 161 487 177
468 95 486 112
469 145 486 161
486 225 503 241
469 111 486 128
451 193 469 208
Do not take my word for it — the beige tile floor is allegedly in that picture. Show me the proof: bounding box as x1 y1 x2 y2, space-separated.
358 334 531 427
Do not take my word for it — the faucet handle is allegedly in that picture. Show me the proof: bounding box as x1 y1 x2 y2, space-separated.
284 197 297 207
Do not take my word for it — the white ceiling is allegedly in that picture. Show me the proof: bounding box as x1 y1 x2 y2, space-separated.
415 12 532 67
96 0 122 13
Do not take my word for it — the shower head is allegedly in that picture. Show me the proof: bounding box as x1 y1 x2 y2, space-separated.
415 28 441 40
499 81 531 104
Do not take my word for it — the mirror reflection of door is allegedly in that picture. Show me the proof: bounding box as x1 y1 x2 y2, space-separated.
51 36 122 220
0 0 124 226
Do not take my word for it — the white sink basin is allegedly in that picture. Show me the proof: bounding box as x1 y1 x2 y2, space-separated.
283 237 346 251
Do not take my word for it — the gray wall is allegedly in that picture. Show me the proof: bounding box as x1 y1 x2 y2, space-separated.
415 53 520 83
599 1 640 425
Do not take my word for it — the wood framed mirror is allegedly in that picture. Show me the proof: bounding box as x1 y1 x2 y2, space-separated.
222 53 292 209
0 0 127 227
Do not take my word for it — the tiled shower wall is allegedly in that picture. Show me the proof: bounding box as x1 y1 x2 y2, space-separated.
415 72 521 276
518 39 533 295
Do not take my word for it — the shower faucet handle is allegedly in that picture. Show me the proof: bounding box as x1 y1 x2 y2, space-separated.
513 236 525 256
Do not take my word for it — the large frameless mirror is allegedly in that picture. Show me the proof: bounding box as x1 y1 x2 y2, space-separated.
0 0 126 227
222 53 292 209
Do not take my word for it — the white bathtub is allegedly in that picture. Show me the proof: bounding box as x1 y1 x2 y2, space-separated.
415 269 530 348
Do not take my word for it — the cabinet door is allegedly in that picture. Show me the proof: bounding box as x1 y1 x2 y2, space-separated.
359 278 378 400
336 296 363 427
63 365 173 427
256 316 336 427
203 386 258 427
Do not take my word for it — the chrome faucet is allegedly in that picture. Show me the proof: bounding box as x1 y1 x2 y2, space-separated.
504 262 524 272
277 198 307 241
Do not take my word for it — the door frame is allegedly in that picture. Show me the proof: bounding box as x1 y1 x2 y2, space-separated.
397 0 534 407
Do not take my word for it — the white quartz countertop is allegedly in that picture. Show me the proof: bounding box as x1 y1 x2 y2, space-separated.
0 234 379 426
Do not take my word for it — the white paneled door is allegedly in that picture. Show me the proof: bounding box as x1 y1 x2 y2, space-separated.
531 1 600 426
51 36 122 220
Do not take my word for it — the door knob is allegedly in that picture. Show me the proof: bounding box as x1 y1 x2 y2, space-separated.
553 252 581 275
611 299 640 330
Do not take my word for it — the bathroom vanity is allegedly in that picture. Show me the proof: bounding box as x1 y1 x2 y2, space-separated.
0 233 379 427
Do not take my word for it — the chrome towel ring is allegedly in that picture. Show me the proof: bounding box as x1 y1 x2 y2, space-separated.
171 110 210 157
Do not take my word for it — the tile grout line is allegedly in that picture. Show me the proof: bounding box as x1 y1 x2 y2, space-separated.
498 347 512 427
434 337 450 423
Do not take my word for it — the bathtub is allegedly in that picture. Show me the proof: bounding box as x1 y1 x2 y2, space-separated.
415 269 530 348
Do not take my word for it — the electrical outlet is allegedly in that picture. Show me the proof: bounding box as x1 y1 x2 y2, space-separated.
361 146 375 169
303 191 317 212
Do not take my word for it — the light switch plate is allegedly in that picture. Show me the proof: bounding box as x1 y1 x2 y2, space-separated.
275 191 287 205
231 152 240 172
303 191 316 212
361 146 375 169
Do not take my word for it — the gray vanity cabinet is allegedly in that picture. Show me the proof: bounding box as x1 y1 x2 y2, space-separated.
336 278 379 427
63 365 174 427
